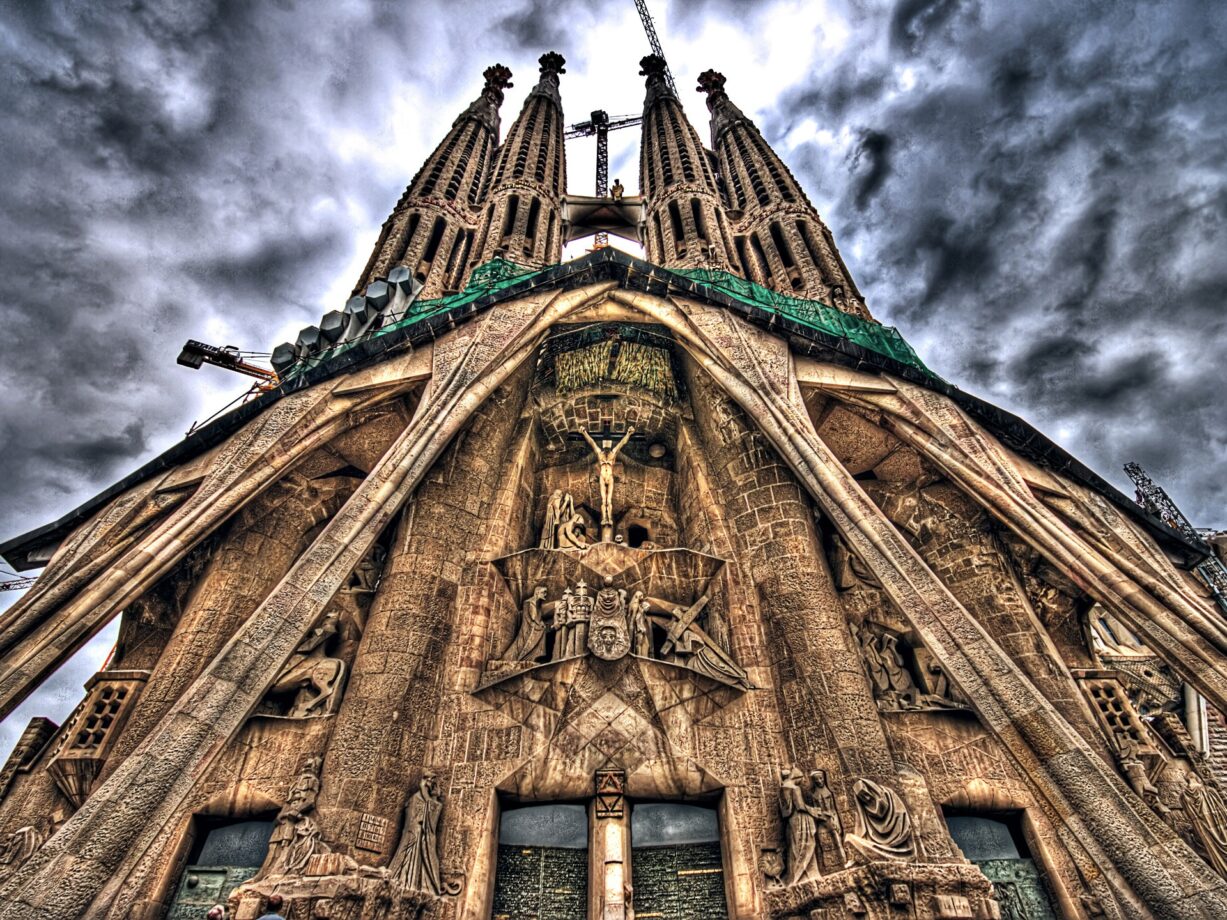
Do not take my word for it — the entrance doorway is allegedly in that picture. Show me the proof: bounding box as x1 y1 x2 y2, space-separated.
630 802 728 920
166 817 274 920
492 803 588 920
944 810 1059 920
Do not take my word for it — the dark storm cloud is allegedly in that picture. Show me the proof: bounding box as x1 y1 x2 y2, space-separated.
763 0 1227 523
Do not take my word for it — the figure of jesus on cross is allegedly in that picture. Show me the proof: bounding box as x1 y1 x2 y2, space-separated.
580 426 635 540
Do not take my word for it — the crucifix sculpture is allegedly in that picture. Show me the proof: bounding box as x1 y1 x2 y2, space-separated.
580 425 635 541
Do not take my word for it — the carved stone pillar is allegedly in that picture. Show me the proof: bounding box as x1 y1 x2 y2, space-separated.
98 476 356 781
869 480 1111 755
317 368 531 861
685 369 896 787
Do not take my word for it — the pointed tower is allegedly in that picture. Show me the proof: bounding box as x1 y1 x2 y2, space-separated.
697 70 871 319
638 55 737 271
6 36 1227 920
355 63 513 297
468 52 568 271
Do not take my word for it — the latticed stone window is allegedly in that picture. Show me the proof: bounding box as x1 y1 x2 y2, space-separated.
47 670 148 808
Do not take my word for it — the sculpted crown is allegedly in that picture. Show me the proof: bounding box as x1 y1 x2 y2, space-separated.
481 64 514 103
696 69 727 99
538 51 566 76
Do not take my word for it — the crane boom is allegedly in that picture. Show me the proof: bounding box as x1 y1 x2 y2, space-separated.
634 0 678 96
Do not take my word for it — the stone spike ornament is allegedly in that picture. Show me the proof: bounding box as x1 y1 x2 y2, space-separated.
1 43 1225 920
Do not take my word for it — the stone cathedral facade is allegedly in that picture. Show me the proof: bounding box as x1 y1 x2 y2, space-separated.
2 49 1227 920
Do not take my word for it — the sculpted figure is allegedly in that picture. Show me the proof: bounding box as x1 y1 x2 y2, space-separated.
0 825 45 879
661 603 752 689
388 773 460 895
844 778 917 864
1183 775 1227 877
557 511 590 549
260 757 324 878
551 588 574 660
809 770 847 869
858 626 919 709
501 585 549 662
778 768 821 885
629 590 652 657
1113 729 1163 812
269 609 346 718
580 426 635 529
539 490 575 549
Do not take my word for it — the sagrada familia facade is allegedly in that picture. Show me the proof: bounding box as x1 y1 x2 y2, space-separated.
1 48 1226 920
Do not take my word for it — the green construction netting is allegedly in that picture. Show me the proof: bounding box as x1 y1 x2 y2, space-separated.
290 258 932 380
670 268 931 375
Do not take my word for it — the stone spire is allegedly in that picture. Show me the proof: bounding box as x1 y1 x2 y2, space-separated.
354 64 513 297
467 52 568 273
637 55 737 271
697 69 872 319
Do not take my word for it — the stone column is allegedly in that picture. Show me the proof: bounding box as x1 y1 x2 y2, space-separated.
98 476 355 780
316 366 532 860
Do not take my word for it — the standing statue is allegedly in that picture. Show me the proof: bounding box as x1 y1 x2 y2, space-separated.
260 756 324 878
539 490 575 549
844 778 917 863
268 609 346 718
1114 730 1163 811
501 585 549 663
0 825 46 880
777 767 821 885
809 770 847 869
580 426 635 532
629 590 652 657
551 587 575 660
388 773 460 895
1182 775 1227 877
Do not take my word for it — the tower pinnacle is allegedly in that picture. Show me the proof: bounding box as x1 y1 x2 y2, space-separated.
697 69 872 318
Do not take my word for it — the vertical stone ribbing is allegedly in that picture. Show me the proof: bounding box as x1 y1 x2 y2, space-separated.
316 366 531 862
468 53 568 274
638 56 736 272
697 70 872 319
355 64 512 296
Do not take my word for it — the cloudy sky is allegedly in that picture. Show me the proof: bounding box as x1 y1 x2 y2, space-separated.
1 0 1224 756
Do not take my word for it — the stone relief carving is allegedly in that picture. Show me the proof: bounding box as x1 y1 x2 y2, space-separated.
388 772 461 896
0 824 46 881
844 778 917 863
552 583 592 660
260 756 329 878
853 622 965 711
539 490 590 550
589 576 632 660
499 585 549 662
773 767 847 886
654 594 752 690
580 426 635 536
1113 729 1166 815
259 545 384 719
1182 775 1227 878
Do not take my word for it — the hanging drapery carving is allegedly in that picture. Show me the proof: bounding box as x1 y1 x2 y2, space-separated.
844 778 917 863
387 773 461 896
1183 776 1227 878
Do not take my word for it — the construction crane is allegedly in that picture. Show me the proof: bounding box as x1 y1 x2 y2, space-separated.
634 0 678 96
565 111 642 247
1125 461 1227 613
177 340 278 385
0 575 36 592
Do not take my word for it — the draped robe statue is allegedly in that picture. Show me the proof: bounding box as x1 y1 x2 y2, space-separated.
501 585 549 662
778 768 821 885
844 778 917 863
1183 775 1227 877
389 773 460 895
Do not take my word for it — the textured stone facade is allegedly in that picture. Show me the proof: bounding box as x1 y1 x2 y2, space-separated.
1 42 1226 920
